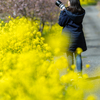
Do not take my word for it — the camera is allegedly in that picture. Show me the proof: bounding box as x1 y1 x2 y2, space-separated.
55 0 65 10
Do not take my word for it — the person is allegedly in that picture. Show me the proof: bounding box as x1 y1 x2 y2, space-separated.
58 0 87 76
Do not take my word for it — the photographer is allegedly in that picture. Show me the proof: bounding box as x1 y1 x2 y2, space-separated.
57 0 87 77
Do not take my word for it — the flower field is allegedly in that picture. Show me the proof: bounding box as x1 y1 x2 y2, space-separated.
80 0 97 5
0 16 98 100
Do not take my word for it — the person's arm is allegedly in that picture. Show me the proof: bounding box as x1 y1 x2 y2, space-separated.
58 9 69 27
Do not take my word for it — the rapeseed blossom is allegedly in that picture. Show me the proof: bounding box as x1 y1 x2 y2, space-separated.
86 64 90 68
0 16 97 100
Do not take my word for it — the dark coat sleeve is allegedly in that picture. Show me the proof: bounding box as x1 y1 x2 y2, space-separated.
58 10 69 27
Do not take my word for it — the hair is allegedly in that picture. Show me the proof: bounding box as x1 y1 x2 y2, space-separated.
66 0 85 13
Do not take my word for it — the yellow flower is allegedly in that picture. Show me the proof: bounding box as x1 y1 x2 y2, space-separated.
1 21 4 24
76 47 83 54
37 45 41 51
37 32 41 37
86 95 97 100
41 37 45 41
54 48 60 55
67 68 70 72
45 46 51 51
71 64 76 70
83 74 88 79
0 72 3 76
86 64 90 68
46 52 52 58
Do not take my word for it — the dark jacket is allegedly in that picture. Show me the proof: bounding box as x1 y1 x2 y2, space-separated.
58 9 87 52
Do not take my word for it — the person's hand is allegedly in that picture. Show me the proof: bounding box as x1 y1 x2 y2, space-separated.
60 8 65 11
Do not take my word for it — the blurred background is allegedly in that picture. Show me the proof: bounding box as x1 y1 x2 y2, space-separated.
0 0 99 35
